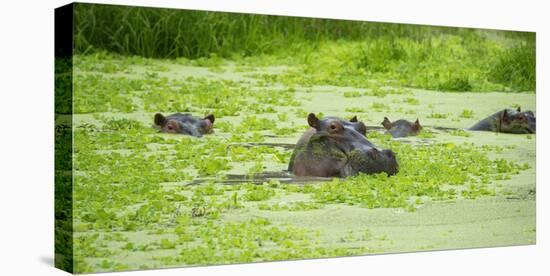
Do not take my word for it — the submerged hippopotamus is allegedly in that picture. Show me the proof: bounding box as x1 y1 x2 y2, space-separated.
154 113 215 137
469 107 535 134
381 117 422 138
288 113 398 177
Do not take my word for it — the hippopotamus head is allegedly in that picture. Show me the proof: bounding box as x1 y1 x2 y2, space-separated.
154 113 215 137
500 107 536 134
381 117 422 138
289 113 398 177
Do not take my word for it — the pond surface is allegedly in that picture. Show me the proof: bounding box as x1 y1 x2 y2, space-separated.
68 55 535 273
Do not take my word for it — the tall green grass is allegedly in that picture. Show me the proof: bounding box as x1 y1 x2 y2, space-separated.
74 3 535 92
489 41 536 91
74 3 516 59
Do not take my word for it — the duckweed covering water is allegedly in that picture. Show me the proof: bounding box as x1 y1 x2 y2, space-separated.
64 48 535 273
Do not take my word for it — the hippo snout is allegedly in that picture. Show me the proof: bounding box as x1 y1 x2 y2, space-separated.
348 148 398 176
380 149 399 175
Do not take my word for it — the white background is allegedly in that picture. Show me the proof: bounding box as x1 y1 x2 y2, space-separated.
0 0 548 275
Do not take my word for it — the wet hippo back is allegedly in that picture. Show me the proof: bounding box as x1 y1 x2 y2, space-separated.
469 107 535 134
289 114 398 177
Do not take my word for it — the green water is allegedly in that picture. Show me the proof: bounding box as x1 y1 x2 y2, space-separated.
69 56 535 273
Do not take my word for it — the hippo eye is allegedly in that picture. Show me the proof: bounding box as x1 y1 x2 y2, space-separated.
516 115 527 122
330 124 336 130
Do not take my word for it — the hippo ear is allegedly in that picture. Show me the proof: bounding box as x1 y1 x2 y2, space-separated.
349 116 358 123
500 109 510 123
204 114 215 124
382 117 392 129
517 106 521 112
414 118 421 130
307 113 320 129
154 113 166 126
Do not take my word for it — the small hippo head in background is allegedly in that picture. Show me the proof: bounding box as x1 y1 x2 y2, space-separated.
154 113 215 137
500 107 536 134
382 117 422 138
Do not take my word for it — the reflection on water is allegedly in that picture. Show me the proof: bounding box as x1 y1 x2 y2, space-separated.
188 170 333 185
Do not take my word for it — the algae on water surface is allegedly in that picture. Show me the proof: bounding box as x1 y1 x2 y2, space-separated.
68 53 535 273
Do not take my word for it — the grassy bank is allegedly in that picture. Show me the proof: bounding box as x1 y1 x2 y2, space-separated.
73 3 535 92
